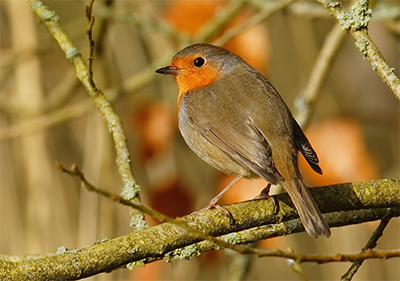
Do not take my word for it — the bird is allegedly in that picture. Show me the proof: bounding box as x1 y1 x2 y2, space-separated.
155 43 330 238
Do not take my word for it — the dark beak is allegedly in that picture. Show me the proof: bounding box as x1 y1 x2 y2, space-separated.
155 65 180 75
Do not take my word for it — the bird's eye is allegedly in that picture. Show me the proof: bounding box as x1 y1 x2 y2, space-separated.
193 57 205 67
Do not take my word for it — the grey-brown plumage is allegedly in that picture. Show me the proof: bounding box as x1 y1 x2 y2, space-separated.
156 43 330 238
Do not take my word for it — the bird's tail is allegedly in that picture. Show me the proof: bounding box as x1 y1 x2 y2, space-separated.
283 177 330 238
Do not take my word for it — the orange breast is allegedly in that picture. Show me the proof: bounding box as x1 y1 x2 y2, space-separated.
171 60 222 106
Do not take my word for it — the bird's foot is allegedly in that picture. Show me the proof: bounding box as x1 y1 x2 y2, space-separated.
255 183 279 214
198 201 235 222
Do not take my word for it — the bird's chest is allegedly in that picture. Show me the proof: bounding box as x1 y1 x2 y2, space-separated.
177 91 252 177
178 90 221 153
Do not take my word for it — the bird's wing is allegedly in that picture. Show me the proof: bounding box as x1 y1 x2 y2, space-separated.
292 119 322 174
185 95 283 185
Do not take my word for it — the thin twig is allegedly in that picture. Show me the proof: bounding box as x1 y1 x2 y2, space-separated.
213 0 297 46
294 22 346 127
195 0 246 43
54 162 248 251
252 248 399 263
341 213 393 281
0 58 164 141
96 3 190 45
0 97 94 140
85 0 96 87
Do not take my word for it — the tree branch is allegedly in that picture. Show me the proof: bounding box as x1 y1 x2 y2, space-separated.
318 0 400 100
1 178 399 280
25 0 145 229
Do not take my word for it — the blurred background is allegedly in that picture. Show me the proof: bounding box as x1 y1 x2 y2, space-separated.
0 0 399 280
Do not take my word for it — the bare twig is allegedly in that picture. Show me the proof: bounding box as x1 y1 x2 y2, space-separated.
195 0 246 43
0 97 94 140
85 0 96 86
214 0 297 46
0 57 165 141
55 162 253 251
96 3 190 45
55 162 202 232
341 213 393 281
252 248 399 263
294 22 346 127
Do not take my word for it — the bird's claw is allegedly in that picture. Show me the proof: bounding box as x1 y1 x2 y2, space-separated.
198 202 235 223
255 183 279 215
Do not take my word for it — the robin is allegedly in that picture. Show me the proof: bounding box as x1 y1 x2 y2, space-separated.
156 43 330 238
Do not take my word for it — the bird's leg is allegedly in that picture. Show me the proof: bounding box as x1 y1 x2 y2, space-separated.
208 175 242 207
256 183 279 214
199 175 242 218
259 183 272 198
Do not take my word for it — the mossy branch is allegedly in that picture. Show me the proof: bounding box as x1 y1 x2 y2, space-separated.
1 178 399 280
318 0 400 100
25 0 146 230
